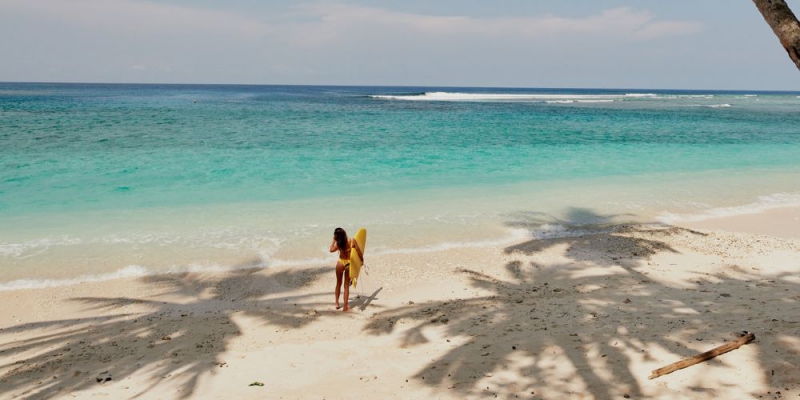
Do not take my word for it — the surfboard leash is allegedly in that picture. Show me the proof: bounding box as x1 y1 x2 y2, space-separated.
356 263 371 296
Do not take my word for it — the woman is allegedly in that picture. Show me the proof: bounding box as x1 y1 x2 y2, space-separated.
330 227 363 312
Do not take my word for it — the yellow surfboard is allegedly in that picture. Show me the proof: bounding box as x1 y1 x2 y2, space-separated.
349 228 367 288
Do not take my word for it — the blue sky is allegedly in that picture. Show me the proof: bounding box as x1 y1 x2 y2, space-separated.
1 0 799 90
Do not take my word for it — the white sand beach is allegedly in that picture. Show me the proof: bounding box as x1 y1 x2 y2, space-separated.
1 208 799 399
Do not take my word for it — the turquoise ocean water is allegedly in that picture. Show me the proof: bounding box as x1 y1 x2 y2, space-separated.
2 83 800 288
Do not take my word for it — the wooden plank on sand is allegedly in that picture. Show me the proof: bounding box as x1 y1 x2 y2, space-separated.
648 332 755 379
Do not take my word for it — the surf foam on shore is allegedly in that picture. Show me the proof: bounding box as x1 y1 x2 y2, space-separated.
657 192 800 224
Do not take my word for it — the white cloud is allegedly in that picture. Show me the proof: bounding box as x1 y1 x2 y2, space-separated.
289 4 704 45
0 0 271 37
0 1 717 86
635 20 706 40
0 1 703 45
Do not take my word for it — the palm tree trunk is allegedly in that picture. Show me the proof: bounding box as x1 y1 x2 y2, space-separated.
753 0 800 71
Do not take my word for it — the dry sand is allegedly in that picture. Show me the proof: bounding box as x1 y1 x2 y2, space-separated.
1 213 799 399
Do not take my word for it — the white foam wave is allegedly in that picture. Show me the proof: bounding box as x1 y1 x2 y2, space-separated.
0 265 150 291
706 103 732 108
656 193 800 224
96 230 285 248
0 237 82 258
623 93 658 98
545 99 615 104
370 91 742 103
370 92 655 102
0 260 286 292
1 232 285 259
661 95 715 99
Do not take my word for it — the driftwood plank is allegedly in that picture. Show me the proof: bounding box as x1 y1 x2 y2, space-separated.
648 332 755 379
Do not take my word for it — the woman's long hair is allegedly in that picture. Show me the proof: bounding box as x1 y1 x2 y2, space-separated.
334 227 348 250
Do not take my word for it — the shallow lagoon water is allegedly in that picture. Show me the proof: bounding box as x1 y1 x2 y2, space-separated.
2 83 799 288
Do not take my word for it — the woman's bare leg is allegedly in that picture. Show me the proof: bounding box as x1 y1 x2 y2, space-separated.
343 268 351 312
334 261 344 309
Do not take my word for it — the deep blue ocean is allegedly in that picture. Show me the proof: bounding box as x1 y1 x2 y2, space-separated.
2 83 800 287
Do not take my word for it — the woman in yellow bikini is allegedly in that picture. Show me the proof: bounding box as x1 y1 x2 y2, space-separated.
330 227 364 312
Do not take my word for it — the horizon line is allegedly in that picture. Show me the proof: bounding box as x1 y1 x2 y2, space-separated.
1 80 799 94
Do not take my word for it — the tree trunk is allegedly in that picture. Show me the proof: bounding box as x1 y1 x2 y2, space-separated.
753 0 800 72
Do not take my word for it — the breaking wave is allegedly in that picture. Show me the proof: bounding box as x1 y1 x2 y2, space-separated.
369 92 658 102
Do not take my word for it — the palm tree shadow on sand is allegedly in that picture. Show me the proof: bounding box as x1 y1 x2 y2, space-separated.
363 208 800 398
0 262 333 399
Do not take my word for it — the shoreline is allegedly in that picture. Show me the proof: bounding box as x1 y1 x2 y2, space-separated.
675 205 800 240
1 208 799 399
4 202 800 293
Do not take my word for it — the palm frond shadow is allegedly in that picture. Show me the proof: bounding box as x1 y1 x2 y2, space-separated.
364 216 799 397
0 264 330 399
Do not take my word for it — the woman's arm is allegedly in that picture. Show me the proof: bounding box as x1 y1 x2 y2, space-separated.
329 237 338 253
